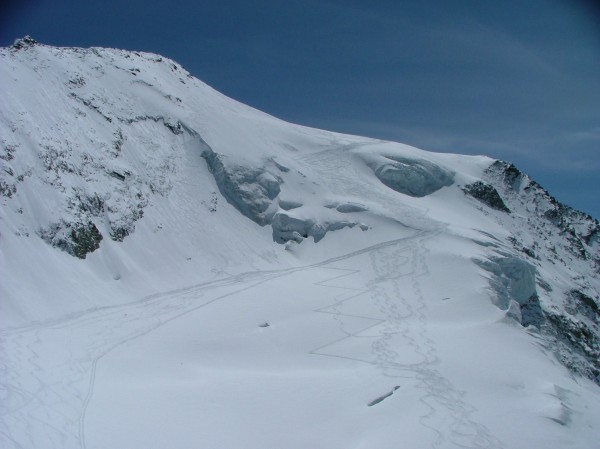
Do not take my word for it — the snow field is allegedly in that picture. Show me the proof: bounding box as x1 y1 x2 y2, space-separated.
2 41 599 449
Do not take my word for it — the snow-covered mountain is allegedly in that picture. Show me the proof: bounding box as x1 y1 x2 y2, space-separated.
1 37 599 449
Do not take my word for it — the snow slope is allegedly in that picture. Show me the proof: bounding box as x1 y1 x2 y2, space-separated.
1 37 599 449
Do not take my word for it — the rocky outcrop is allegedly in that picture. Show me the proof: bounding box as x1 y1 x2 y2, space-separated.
485 160 599 265
40 221 103 259
462 181 510 213
547 312 600 383
478 249 600 383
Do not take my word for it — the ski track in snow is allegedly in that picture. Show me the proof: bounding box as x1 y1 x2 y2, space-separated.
0 230 421 448
300 142 501 447
310 233 502 449
2 44 599 449
1 139 500 449
1 228 504 449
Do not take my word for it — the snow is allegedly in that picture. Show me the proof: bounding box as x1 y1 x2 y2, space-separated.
362 153 455 197
1 39 599 449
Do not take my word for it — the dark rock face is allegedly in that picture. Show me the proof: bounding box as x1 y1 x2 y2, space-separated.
11 36 38 51
567 290 600 323
37 185 146 258
462 181 510 213
554 289 600 381
486 159 599 264
478 160 600 384
488 160 524 191
0 179 17 197
546 312 600 383
3 93 175 260
372 156 454 197
108 206 144 242
41 221 103 259
69 222 103 258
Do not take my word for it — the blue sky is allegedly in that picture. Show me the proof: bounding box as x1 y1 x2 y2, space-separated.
2 0 599 218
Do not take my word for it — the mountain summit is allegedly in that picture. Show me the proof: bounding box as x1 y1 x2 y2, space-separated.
1 40 599 449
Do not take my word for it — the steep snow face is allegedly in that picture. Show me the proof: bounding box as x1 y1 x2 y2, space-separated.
0 37 487 324
1 38 600 449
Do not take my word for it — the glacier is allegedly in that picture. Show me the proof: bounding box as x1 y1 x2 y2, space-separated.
1 37 599 449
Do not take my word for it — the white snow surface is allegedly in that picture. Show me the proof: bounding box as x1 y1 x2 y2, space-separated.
1 39 599 449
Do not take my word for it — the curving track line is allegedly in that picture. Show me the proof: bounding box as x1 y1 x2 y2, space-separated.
2 223 502 449
2 231 427 449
